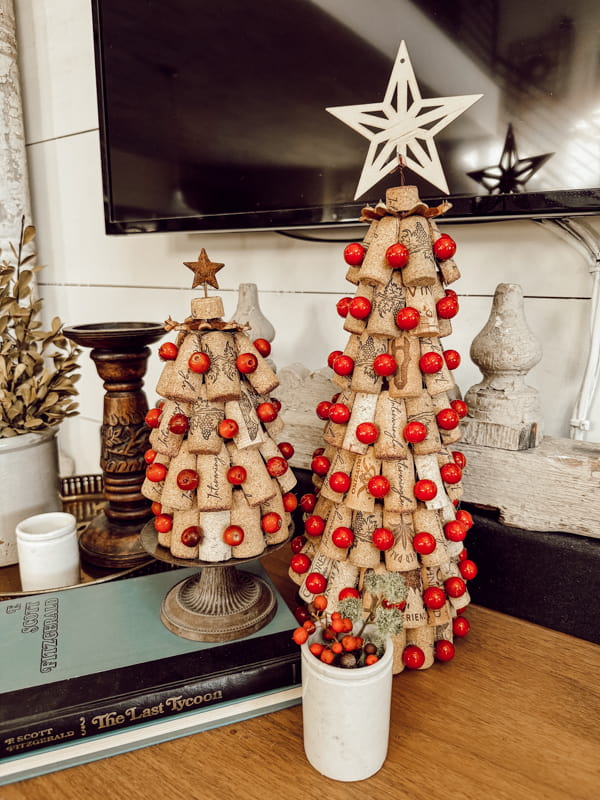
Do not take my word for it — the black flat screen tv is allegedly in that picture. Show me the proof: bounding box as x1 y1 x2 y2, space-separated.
92 0 600 233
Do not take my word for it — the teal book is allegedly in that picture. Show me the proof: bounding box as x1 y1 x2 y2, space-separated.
0 563 301 782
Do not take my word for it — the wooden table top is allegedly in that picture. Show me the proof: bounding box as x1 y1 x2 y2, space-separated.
4 548 599 800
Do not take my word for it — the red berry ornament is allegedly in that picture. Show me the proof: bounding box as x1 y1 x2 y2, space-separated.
368 475 390 498
168 413 189 435
145 407 162 429
396 306 420 330
329 471 351 494
304 515 326 537
435 640 456 662
188 351 211 373
327 350 343 369
305 572 328 594
459 559 478 580
154 514 173 533
444 520 467 542
236 353 258 374
253 338 271 357
144 448 157 464
339 587 360 601
373 353 397 376
290 553 311 574
451 399 468 418
181 526 201 547
227 465 247 485
445 576 467 598
299 493 316 513
146 462 167 483
311 455 330 477
444 349 461 370
456 509 474 530
403 645 426 669
433 234 457 260
257 402 278 423
436 296 459 319
385 242 409 268
436 408 460 430
336 297 352 318
414 479 437 501
278 442 294 460
413 531 436 555
332 355 354 376
452 450 467 468
440 463 462 484
403 420 427 443
290 534 305 553
261 512 282 534
223 525 245 546
355 422 379 444
316 400 332 420
453 616 471 637
348 296 372 320
158 341 178 361
343 242 365 266
331 526 354 548
266 456 288 477
372 527 395 551
177 469 199 491
328 403 351 424
218 418 239 439
423 586 447 609
419 352 444 374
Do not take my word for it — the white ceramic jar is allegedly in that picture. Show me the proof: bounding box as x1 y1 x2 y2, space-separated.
16 512 80 591
300 633 393 781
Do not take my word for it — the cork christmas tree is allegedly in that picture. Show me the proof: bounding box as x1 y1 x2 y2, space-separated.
140 250 297 640
289 184 476 672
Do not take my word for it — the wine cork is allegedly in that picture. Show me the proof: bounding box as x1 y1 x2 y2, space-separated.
264 415 285 437
446 484 464 504
383 511 419 571
413 453 448 511
141 455 171 502
386 185 422 212
402 285 440 337
449 588 471 611
399 215 438 286
405 391 442 455
318 502 354 560
431 278 453 337
373 391 409 460
345 265 361 285
348 509 383 568
388 333 422 399
312 494 333 522
391 629 407 674
258 437 297 494
167 332 205 404
324 389 355 448
161 440 198 511
196 509 232 562
233 331 279 396
319 449 357 503
201 331 242 402
381 453 417 513
188 385 224 455
435 620 454 645
299 551 335 602
406 624 435 668
413 504 448 567
155 362 177 400
350 332 388 394
260 482 289 545
157 527 171 549
366 269 406 337
152 399 193 457
191 295 225 320
170 507 201 559
343 283 374 335
226 441 275 507
225 392 266 450
331 334 360 390
402 569 428 629
229 489 264 557
420 337 456 397
342 391 379 455
344 450 380 512
196 442 232 512
359 215 401 286
324 560 360 611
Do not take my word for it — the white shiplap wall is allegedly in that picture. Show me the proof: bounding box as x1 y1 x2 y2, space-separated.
14 0 600 475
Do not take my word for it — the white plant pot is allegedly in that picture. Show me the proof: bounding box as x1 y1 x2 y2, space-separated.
300 633 393 781
0 429 62 567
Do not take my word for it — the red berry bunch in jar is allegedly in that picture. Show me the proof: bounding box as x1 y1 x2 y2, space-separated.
294 184 476 672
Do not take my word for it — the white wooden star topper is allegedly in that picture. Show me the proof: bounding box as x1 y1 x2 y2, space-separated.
327 40 482 198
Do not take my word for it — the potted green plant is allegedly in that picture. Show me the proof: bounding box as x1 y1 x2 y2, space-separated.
0 220 80 567
293 569 406 781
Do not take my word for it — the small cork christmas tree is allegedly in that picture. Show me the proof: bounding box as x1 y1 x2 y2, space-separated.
290 184 476 672
142 249 297 563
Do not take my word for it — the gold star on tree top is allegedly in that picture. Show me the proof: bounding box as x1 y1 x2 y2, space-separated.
183 249 225 291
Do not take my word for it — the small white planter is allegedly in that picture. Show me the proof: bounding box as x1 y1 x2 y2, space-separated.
0 429 62 567
301 633 393 781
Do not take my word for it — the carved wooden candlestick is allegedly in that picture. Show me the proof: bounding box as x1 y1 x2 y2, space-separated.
63 322 166 568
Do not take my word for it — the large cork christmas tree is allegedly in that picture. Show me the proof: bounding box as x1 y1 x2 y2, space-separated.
140 251 298 640
289 184 476 672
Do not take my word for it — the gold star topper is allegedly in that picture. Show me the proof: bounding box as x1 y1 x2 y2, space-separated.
183 249 225 292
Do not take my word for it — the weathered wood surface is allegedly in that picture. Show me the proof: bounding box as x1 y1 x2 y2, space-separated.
460 435 600 537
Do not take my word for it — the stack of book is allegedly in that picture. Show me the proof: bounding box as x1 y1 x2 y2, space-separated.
0 563 301 785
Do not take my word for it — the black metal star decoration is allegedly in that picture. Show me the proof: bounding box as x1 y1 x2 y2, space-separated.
183 249 225 291
467 124 554 194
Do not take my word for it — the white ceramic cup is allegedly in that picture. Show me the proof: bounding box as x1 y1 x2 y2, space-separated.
16 512 80 591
